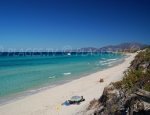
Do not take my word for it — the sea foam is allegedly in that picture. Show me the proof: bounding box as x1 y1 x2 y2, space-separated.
48 76 56 79
63 72 71 75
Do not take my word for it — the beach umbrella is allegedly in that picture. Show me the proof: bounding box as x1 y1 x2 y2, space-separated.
70 96 82 102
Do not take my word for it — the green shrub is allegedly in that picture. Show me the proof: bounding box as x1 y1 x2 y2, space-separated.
112 81 122 89
121 48 150 90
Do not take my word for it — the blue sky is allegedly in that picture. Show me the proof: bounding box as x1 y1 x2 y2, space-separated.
0 0 150 50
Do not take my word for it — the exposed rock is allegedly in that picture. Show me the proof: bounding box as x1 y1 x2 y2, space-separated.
87 84 150 115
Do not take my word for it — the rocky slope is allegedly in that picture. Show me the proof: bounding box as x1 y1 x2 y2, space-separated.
87 48 150 115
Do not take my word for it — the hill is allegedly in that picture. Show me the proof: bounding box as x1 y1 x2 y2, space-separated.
99 42 148 52
87 48 150 115
77 42 148 52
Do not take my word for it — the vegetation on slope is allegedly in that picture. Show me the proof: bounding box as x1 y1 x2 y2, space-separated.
114 48 150 91
87 48 150 115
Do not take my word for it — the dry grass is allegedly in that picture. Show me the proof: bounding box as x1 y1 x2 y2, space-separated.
87 98 99 110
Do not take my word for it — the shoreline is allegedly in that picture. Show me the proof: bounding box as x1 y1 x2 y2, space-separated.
0 55 126 106
0 53 136 115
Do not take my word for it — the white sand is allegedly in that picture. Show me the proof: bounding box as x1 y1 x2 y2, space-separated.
0 53 136 115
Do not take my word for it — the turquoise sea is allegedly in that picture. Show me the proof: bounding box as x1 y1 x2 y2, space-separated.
0 52 125 103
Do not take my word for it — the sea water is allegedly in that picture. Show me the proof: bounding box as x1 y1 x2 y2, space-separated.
0 52 125 103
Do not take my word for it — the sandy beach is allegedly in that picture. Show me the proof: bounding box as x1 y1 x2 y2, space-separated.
0 53 136 115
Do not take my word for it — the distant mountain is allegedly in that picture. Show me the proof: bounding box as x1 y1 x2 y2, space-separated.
78 47 98 52
77 42 149 52
99 42 148 52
